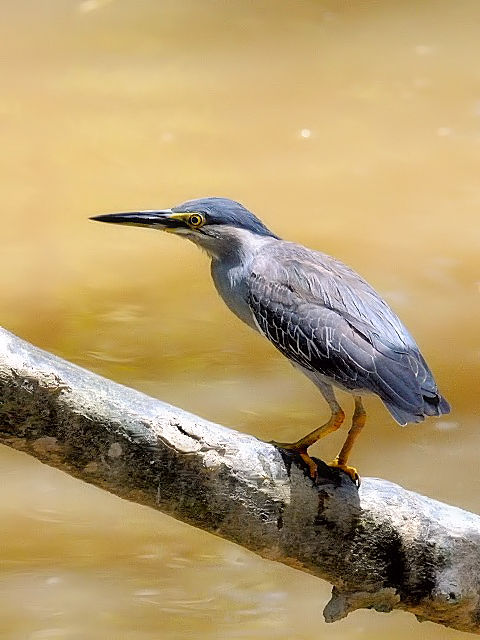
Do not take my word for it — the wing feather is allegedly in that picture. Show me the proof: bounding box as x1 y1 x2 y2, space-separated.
247 242 449 424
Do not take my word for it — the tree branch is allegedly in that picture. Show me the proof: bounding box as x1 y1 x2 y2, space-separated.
0 326 479 635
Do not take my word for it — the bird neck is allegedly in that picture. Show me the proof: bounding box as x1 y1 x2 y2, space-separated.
209 231 276 330
201 226 278 262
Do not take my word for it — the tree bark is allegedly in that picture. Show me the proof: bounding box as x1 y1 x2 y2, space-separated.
0 326 479 635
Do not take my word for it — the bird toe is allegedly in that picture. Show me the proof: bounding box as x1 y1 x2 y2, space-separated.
329 458 361 487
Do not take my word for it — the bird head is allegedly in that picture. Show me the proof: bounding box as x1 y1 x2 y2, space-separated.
90 197 278 258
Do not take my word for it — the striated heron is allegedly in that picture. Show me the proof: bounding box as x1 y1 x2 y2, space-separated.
91 197 450 484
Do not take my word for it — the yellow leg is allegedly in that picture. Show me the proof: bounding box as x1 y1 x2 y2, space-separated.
271 408 345 478
273 409 345 450
329 396 366 486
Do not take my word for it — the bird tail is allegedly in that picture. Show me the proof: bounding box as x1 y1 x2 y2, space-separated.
383 392 450 426
422 393 451 417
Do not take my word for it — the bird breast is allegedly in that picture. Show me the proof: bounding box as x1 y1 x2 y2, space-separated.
210 258 258 331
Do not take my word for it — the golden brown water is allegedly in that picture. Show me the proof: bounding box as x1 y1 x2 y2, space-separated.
1 1 479 638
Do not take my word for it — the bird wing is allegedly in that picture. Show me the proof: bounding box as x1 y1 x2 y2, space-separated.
247 242 447 424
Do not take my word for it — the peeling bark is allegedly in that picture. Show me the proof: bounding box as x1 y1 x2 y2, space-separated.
0 326 479 635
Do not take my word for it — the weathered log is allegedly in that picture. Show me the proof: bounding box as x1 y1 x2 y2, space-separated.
0 326 479 634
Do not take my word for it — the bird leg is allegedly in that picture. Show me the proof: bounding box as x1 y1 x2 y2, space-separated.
271 408 345 479
329 396 366 486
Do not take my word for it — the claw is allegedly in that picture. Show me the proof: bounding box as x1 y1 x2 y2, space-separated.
299 452 318 479
270 442 360 486
270 441 318 479
329 458 361 487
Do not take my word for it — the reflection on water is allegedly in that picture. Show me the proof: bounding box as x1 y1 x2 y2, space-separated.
1 0 479 638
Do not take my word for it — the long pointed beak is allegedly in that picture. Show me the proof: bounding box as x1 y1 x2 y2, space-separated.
90 209 181 229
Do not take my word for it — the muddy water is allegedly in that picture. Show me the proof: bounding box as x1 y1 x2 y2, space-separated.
1 1 479 638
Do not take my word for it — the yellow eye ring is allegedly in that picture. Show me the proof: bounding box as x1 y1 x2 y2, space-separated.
188 213 205 228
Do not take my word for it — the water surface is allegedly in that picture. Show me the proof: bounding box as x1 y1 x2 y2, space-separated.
1 1 479 638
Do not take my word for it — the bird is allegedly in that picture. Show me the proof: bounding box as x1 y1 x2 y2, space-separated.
91 197 450 485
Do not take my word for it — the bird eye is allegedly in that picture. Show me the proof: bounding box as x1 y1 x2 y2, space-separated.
188 213 205 228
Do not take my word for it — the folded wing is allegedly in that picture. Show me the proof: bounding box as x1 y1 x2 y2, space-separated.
247 243 449 425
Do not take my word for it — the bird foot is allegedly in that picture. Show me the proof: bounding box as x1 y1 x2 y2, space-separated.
270 442 361 487
329 458 361 487
269 440 318 479
269 439 301 451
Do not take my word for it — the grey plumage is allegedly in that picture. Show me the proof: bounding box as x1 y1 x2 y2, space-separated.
91 196 450 476
173 197 277 238
246 241 449 425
